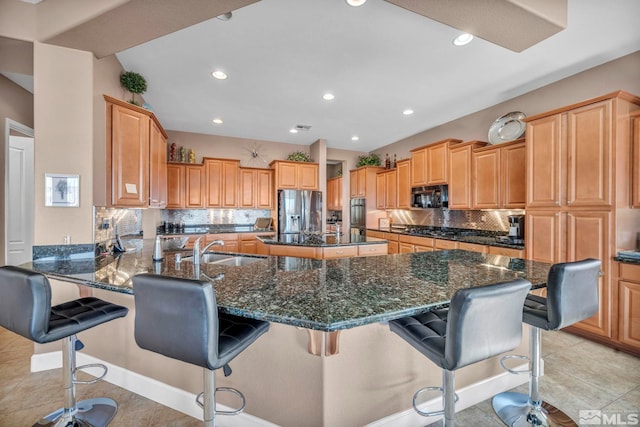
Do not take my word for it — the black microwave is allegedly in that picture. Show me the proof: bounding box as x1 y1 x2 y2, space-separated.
411 185 448 208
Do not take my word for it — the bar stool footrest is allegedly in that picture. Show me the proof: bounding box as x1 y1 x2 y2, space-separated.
499 354 531 375
196 387 246 416
35 397 118 427
74 363 109 385
412 386 459 418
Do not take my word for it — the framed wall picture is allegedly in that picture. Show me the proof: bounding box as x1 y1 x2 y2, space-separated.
45 174 79 207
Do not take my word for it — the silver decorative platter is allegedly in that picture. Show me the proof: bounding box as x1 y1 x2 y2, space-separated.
488 111 526 144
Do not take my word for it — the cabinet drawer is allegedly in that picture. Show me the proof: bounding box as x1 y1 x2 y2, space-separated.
458 242 487 253
414 245 434 252
489 246 524 258
269 245 319 259
367 230 385 239
384 232 400 241
358 244 388 256
207 233 238 242
399 235 434 247
620 262 640 282
323 246 358 259
434 239 458 250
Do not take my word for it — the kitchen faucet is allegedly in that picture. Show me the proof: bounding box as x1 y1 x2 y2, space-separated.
192 237 225 266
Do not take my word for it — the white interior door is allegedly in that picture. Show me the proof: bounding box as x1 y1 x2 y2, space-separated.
6 135 34 265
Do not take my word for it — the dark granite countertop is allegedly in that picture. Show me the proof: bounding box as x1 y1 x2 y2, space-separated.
368 227 526 250
159 224 275 236
258 233 385 247
22 240 550 331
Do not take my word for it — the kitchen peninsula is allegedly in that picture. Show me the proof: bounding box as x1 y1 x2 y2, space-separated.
23 245 551 426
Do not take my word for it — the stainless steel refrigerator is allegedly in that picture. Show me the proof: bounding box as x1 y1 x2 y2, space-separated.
350 197 366 237
278 190 322 235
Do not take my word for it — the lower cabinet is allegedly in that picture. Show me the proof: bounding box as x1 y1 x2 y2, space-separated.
617 263 640 354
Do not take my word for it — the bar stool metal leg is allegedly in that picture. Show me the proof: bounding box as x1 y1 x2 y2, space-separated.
492 327 576 427
443 370 456 427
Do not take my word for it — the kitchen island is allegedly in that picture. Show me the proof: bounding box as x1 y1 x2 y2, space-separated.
23 244 550 426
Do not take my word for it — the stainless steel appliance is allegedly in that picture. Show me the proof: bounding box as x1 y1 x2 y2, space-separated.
411 185 448 208
350 198 366 237
507 214 525 241
278 190 322 235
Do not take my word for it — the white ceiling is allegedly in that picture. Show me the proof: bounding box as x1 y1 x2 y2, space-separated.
116 0 640 153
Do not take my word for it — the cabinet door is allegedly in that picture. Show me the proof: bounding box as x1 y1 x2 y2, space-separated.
399 243 414 253
240 240 257 254
166 164 185 208
385 170 397 208
349 170 358 198
327 179 335 211
502 142 526 208
566 211 611 338
256 169 273 209
448 145 473 209
298 163 319 190
376 173 386 209
525 210 564 264
356 168 367 197
566 99 612 207
396 159 411 209
222 160 239 207
619 279 640 349
427 143 448 184
473 148 500 209
633 116 640 207
410 148 427 187
185 165 205 208
526 114 562 208
240 169 256 208
148 120 166 208
110 104 149 207
277 162 298 189
205 159 222 207
335 177 342 210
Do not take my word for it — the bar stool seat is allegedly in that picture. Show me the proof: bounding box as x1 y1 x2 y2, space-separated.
492 258 601 427
390 279 532 427
132 273 269 427
0 265 129 427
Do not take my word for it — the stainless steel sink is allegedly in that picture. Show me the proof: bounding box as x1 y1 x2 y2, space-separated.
181 253 265 266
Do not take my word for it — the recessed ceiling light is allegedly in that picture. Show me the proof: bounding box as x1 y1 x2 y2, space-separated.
346 0 366 6
211 70 228 80
290 128 299 134
216 12 232 21
212 118 223 124
351 136 359 141
403 109 414 115
453 33 474 46
323 93 335 101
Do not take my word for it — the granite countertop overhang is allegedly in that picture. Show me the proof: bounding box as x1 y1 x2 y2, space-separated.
368 227 525 250
23 240 550 332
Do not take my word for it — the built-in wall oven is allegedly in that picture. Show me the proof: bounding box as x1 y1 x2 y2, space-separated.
411 185 448 208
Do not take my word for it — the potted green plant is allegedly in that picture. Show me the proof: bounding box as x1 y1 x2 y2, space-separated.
356 153 381 167
120 71 147 106
286 151 312 162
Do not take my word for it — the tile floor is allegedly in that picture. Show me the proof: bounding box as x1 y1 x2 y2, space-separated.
0 326 638 426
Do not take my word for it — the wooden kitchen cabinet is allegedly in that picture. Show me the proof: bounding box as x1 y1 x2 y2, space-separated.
270 160 318 190
398 234 434 252
458 241 487 254
206 233 239 253
448 140 487 210
166 163 205 209
618 263 640 353
350 166 383 199
204 158 239 208
327 177 342 211
472 139 525 209
632 111 640 207
240 168 273 209
396 159 411 209
488 246 524 258
410 138 462 187
104 95 167 208
166 164 185 209
376 169 397 209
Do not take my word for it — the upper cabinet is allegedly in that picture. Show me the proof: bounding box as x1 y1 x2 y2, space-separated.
205 158 239 208
472 139 525 209
410 138 462 187
166 163 205 209
632 111 640 207
271 160 318 190
349 166 384 200
448 140 488 210
375 169 397 209
396 159 411 209
240 167 274 209
104 95 167 208
327 177 343 211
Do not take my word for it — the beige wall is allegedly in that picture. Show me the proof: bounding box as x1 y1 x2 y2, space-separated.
0 75 34 265
33 42 94 245
375 50 640 160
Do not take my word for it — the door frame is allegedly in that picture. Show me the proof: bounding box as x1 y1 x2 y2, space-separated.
4 118 35 265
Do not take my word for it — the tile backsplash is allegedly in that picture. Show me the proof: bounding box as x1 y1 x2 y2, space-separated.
388 209 524 233
94 207 142 245
162 209 271 226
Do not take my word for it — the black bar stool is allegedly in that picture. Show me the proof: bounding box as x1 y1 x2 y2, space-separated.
389 279 532 427
0 265 129 427
492 258 601 427
132 273 269 427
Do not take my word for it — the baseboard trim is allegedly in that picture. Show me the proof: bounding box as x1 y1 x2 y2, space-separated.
365 363 530 427
30 351 279 427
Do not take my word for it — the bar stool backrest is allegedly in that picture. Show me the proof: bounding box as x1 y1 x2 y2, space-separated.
545 258 601 330
0 266 52 344
445 279 531 371
133 274 219 370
